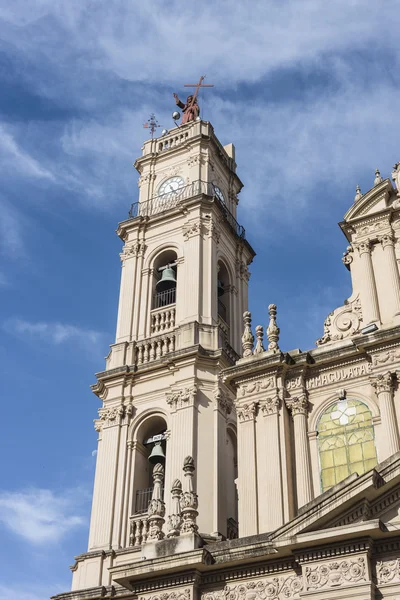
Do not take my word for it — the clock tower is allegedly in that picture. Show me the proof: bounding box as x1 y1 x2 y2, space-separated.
70 119 255 591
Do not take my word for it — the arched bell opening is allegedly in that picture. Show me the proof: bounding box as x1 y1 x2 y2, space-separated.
226 427 239 539
152 249 178 309
217 260 230 331
132 415 168 514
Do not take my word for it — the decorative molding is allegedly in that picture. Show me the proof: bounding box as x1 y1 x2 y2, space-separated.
241 312 254 358
120 241 147 262
305 557 366 590
237 402 258 422
166 386 197 410
138 172 156 187
95 402 135 431
379 233 395 248
342 245 353 268
355 240 372 255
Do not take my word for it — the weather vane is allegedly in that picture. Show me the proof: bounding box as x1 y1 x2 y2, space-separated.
173 75 214 125
143 113 161 138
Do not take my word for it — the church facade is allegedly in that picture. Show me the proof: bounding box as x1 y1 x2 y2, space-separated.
53 119 400 600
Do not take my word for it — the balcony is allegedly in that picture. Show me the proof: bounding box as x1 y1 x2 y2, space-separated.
129 180 246 240
134 486 154 514
153 288 176 308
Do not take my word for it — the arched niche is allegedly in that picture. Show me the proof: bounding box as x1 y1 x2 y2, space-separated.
152 249 178 309
217 259 231 329
226 426 238 538
131 413 168 514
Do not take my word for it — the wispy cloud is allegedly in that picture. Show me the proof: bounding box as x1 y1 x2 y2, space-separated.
0 488 86 545
3 318 105 348
0 124 55 181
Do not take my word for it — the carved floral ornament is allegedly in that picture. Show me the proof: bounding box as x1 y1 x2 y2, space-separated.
239 377 275 397
260 394 280 416
373 348 400 365
214 388 233 415
376 557 400 584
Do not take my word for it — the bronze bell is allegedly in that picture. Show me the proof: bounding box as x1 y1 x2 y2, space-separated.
148 441 166 464
156 266 177 293
217 279 225 297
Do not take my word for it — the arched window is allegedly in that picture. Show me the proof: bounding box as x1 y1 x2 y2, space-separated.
317 399 378 492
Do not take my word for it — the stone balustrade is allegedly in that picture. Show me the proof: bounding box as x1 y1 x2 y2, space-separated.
150 306 176 334
129 515 149 547
157 130 190 152
135 334 176 366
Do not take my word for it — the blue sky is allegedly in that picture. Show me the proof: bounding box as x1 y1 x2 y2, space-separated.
1 1 400 598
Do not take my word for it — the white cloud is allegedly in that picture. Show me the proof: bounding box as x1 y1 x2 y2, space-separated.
0 124 55 181
0 488 86 545
4 318 104 348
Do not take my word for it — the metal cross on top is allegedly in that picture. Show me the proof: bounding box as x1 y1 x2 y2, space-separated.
184 75 214 107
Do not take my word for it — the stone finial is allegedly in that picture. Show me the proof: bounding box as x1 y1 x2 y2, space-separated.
354 185 362 202
180 456 199 534
267 304 280 352
242 311 254 357
253 325 265 355
166 479 182 537
374 168 382 186
392 162 400 198
147 463 165 541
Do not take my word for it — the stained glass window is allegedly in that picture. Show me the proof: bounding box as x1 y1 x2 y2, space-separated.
317 399 377 492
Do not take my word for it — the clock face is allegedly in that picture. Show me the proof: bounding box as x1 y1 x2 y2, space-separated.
213 185 225 204
159 176 185 196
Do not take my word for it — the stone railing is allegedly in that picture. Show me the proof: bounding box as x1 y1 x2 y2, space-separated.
150 306 176 334
157 129 191 152
136 333 176 366
129 514 149 547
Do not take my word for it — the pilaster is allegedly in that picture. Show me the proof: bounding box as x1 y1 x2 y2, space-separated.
287 394 313 510
371 371 400 459
378 233 400 319
237 401 258 536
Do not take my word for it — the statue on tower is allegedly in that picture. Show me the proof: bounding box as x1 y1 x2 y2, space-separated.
173 93 200 124
173 75 214 125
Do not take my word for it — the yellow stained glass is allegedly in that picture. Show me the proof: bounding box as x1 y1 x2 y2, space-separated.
317 399 377 492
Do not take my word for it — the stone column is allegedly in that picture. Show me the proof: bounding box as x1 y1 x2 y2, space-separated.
355 240 381 325
372 371 399 459
115 246 138 343
237 401 258 536
213 388 232 535
379 234 400 318
288 394 313 509
258 395 284 532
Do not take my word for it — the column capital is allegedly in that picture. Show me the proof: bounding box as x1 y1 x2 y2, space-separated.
379 233 395 248
237 401 258 422
371 371 395 394
287 394 309 417
355 239 372 255
260 394 280 416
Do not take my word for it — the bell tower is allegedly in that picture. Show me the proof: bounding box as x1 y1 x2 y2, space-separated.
71 119 254 591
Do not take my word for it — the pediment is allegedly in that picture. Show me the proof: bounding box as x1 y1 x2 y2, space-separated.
270 451 400 542
343 179 395 222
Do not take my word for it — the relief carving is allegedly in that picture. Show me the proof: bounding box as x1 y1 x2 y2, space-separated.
373 349 400 366
376 557 400 584
239 378 274 397
120 242 147 262
305 557 366 590
260 395 280 416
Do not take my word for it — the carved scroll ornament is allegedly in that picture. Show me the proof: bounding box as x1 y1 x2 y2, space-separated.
316 294 362 346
